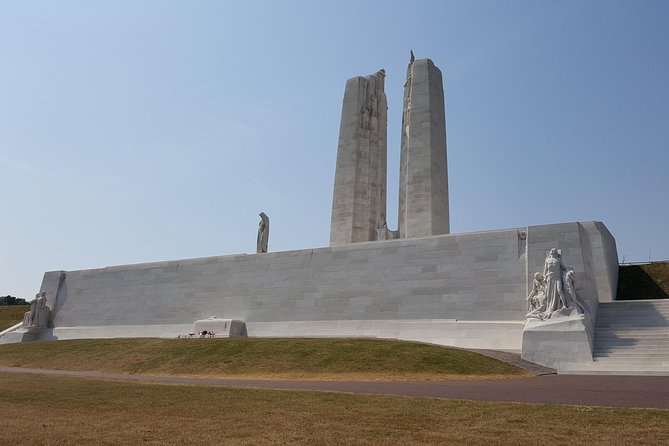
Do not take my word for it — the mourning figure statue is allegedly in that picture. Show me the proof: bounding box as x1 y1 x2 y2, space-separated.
526 248 586 321
257 212 269 253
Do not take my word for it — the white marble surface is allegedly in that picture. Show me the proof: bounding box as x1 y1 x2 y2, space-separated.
330 70 388 245
398 58 449 238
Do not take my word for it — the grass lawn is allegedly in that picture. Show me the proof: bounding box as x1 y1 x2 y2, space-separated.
0 372 666 445
0 305 28 331
0 338 529 380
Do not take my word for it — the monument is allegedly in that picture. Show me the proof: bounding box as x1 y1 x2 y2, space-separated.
330 70 388 245
330 53 449 245
398 52 450 238
5 54 663 375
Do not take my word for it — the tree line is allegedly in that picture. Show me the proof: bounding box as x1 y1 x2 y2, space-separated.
0 295 29 306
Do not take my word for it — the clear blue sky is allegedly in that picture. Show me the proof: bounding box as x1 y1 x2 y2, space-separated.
2 1 668 299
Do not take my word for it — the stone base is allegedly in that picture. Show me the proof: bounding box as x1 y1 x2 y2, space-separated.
0 329 38 345
31 319 523 350
192 317 246 337
521 314 594 370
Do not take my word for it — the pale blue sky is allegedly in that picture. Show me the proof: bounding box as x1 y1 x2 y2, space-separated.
1 0 668 299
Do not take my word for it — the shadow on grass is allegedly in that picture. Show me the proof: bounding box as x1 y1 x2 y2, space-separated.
616 263 669 300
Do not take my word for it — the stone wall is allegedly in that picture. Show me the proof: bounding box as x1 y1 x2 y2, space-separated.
35 221 618 352
51 228 526 327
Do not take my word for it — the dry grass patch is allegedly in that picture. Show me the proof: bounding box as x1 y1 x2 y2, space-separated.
0 338 530 380
0 372 666 445
0 305 28 331
617 261 669 299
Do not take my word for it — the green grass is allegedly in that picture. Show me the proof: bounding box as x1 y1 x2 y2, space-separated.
0 372 666 445
0 305 28 331
0 338 528 380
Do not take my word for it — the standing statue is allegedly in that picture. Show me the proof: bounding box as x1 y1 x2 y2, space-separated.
257 212 269 253
376 216 389 240
543 248 568 314
563 268 586 314
23 294 39 327
527 248 586 320
375 215 399 241
34 292 48 327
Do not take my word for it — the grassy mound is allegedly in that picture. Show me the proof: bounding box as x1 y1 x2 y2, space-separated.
0 338 528 380
617 261 669 300
0 306 28 331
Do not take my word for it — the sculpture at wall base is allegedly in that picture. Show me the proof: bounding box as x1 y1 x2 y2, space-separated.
526 248 587 321
22 291 51 329
257 212 269 253
375 216 399 241
526 272 547 315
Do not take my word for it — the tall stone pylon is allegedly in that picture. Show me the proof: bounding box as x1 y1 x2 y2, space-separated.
330 70 388 246
398 54 450 238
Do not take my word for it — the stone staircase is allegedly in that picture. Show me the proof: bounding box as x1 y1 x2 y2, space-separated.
561 299 669 375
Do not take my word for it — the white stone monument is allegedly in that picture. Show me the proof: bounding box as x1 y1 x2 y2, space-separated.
398 53 450 238
330 70 388 245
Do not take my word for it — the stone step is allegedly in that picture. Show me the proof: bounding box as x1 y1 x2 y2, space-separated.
594 353 669 359
592 357 669 364
593 359 669 363
595 336 668 340
596 336 669 340
598 308 669 314
597 309 669 316
595 329 669 335
596 320 669 324
594 346 669 351
597 310 669 316
600 310 669 313
595 336 669 341
600 299 669 305
594 341 668 347
597 311 669 316
596 325 669 331
597 315 669 320
594 335 669 340
601 299 669 303
594 344 669 350
559 364 669 375
581 300 669 375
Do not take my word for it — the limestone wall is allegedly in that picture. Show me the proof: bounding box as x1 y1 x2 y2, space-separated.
51 228 526 328
37 221 618 351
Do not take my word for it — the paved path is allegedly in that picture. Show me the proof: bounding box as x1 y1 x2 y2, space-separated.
1 366 667 409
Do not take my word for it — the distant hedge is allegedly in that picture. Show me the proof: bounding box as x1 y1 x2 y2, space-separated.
0 296 29 306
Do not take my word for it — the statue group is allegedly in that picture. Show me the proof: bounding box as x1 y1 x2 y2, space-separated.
527 248 587 320
23 291 51 328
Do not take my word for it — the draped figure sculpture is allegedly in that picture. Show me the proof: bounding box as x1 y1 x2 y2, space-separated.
257 212 269 254
22 291 50 328
527 248 586 320
526 272 547 316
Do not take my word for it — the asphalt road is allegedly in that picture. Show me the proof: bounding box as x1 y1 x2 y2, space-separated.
1 366 667 409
